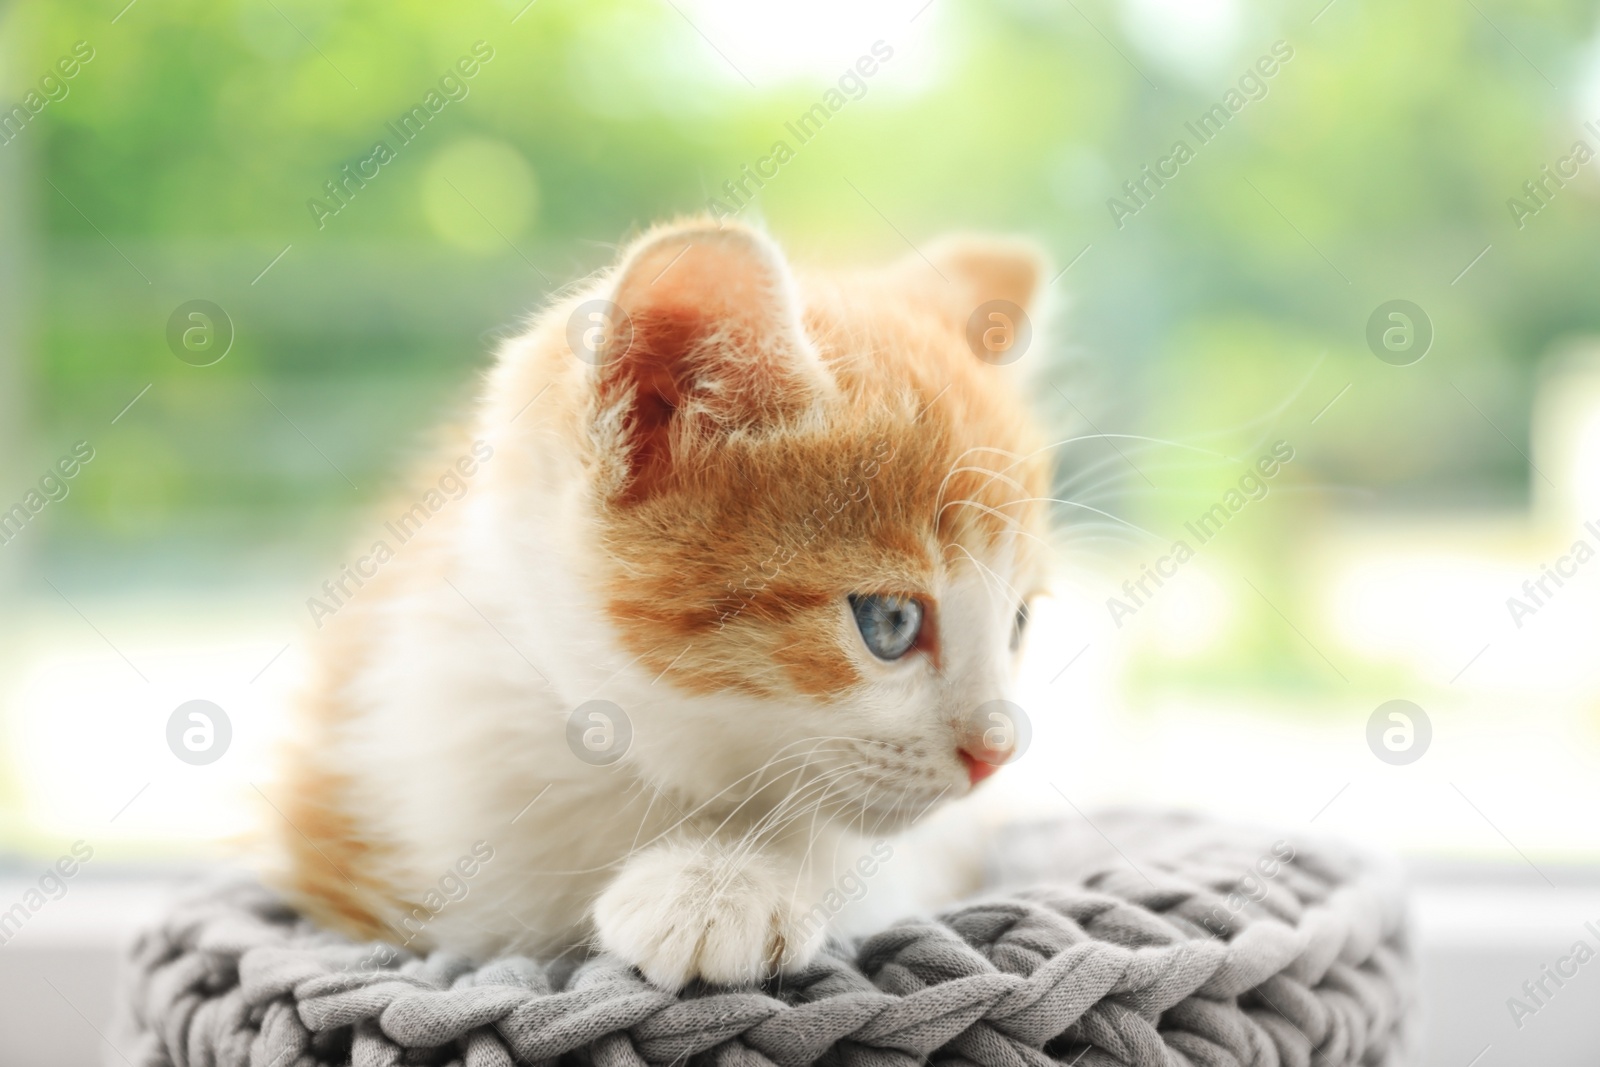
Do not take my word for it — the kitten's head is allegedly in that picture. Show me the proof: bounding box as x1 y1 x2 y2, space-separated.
534 220 1051 830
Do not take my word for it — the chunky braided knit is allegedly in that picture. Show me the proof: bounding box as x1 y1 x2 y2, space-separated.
114 814 1413 1067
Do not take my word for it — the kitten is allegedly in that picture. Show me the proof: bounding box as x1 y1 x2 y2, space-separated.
271 218 1052 989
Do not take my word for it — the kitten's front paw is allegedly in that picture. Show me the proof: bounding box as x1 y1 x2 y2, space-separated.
593 841 826 990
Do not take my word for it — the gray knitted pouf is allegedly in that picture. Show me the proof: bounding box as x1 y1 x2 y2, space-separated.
114 813 1414 1067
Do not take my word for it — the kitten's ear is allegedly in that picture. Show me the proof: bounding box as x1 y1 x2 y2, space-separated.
591 220 831 503
925 235 1049 317
912 236 1052 369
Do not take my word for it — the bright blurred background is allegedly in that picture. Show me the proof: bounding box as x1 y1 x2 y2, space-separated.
2 0 1600 1063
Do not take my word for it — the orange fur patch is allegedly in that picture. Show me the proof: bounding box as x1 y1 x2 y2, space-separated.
271 219 1053 943
594 249 1051 700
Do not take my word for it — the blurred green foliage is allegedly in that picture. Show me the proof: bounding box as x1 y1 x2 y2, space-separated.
3 0 1598 613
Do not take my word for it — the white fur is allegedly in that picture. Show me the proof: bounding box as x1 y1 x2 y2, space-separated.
285 246 1036 989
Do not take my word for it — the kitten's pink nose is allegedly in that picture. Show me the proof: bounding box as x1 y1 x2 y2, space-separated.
959 744 1012 787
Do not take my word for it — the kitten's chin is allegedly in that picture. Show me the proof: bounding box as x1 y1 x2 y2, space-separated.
841 788 954 835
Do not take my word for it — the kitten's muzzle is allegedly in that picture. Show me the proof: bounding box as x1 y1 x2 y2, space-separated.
958 742 1013 787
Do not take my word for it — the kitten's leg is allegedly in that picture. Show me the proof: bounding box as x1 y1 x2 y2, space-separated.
593 833 834 989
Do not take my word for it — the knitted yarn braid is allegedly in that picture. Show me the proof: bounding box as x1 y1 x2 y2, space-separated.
114 814 1413 1067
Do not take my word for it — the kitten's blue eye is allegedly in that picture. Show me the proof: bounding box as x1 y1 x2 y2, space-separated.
849 594 923 661
1011 603 1029 651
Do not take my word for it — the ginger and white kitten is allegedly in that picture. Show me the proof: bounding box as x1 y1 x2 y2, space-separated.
272 218 1052 989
